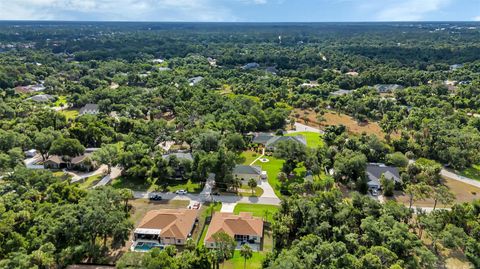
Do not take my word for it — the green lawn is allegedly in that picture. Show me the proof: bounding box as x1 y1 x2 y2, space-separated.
285 131 324 148
233 203 279 223
59 109 79 120
197 202 222 247
238 185 264 197
53 96 67 107
252 155 284 197
222 251 265 269
75 174 103 189
460 164 480 181
110 177 202 193
166 179 203 193
239 150 261 165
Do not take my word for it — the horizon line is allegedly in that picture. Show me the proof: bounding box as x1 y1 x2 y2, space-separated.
0 20 478 24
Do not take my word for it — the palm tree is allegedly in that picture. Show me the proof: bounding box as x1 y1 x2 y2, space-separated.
240 244 253 269
248 178 257 195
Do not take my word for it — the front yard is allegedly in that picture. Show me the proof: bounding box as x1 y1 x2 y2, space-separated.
111 177 202 193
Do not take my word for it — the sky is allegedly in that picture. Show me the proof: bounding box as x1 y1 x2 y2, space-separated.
0 0 479 22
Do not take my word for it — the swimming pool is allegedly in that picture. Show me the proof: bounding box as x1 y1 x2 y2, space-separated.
133 241 164 252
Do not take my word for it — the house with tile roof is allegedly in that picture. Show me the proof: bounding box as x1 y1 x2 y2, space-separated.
43 153 97 171
133 209 198 247
204 212 264 251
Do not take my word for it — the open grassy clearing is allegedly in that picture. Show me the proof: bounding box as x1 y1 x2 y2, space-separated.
459 164 480 181
293 108 399 139
285 131 324 148
387 177 480 208
239 150 262 165
59 109 79 120
53 95 67 107
233 203 279 223
237 185 264 197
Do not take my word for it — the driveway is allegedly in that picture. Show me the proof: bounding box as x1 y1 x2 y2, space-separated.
93 166 122 188
258 180 278 199
69 165 107 183
220 203 236 212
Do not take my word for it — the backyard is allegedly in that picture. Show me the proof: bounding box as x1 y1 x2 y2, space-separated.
233 203 279 223
59 109 79 120
285 131 324 148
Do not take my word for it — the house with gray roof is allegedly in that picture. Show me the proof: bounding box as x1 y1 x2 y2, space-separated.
162 152 194 162
28 94 55 102
330 89 353 96
233 165 266 182
79 104 100 116
188 76 204 86
242 63 260 70
366 163 401 191
374 84 404 93
252 133 307 151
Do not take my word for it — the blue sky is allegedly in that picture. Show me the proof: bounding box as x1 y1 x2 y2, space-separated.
0 0 479 22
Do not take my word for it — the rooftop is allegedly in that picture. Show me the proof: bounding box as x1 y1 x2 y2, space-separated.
233 165 262 175
205 212 263 243
137 209 198 240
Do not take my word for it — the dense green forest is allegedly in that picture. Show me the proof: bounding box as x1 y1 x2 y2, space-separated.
0 22 479 268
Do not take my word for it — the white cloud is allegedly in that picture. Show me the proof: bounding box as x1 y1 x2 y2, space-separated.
0 0 237 21
376 0 451 21
474 16 480 21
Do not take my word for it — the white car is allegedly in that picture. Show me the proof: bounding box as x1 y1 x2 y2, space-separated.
175 190 188 195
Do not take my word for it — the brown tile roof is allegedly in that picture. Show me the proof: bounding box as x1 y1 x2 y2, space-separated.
45 153 92 165
138 209 198 240
205 212 263 243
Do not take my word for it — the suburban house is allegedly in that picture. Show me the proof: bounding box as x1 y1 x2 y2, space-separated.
44 152 97 171
330 89 354 96
374 84 404 93
27 94 55 102
366 163 401 191
252 133 307 151
233 165 267 182
133 209 198 248
188 76 204 86
24 149 37 158
161 152 193 179
79 104 100 115
204 212 264 251
242 62 260 70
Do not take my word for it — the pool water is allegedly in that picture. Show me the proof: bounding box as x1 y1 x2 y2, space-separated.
134 242 164 252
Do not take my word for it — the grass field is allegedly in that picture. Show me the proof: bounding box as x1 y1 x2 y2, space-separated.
459 164 480 181
111 177 202 193
239 150 261 165
285 131 324 148
76 174 103 189
233 203 279 223
222 251 265 269
53 96 67 107
293 109 397 139
59 109 79 120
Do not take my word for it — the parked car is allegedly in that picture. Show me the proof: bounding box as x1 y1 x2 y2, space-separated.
148 194 162 201
175 190 188 195
371 189 379 196
192 202 200 210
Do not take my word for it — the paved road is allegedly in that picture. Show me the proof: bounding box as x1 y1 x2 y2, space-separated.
133 190 281 205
